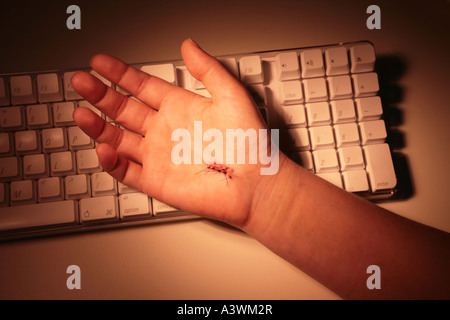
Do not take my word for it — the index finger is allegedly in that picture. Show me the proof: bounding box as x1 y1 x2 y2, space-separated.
89 53 186 110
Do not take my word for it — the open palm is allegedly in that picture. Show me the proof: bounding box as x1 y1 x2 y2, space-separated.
72 39 282 228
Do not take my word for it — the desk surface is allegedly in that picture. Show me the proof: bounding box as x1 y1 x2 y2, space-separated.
0 0 449 299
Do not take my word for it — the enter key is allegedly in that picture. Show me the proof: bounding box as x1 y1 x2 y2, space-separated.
363 143 397 192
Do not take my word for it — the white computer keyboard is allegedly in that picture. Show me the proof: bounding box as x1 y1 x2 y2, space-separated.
0 41 397 240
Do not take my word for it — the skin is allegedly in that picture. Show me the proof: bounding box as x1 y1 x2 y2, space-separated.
72 38 450 299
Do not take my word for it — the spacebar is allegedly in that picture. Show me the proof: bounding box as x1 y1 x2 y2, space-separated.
0 200 78 232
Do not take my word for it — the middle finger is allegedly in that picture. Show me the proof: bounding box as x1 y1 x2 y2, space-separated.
73 107 144 164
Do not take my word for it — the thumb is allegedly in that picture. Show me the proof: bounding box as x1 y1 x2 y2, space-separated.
181 38 246 100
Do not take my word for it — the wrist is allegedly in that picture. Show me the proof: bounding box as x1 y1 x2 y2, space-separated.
243 153 311 238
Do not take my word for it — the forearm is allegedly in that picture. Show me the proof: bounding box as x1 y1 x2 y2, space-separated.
245 154 450 299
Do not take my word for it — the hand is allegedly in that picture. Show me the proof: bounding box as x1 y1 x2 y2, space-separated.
72 39 450 300
72 39 284 228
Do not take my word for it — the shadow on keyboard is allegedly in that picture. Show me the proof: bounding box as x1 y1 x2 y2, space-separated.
376 55 414 201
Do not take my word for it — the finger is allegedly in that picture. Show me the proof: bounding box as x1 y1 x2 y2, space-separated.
181 38 248 100
73 107 143 164
96 143 143 192
88 53 187 110
71 71 153 136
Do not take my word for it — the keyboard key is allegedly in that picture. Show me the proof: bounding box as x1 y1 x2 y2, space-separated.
91 172 117 196
0 157 20 181
42 127 67 152
152 198 179 215
38 177 64 202
312 149 339 173
305 102 331 127
342 170 369 192
350 43 375 73
119 192 151 219
287 128 310 151
65 174 91 199
15 130 40 155
68 126 94 150
76 149 101 173
79 195 118 223
316 172 343 188
303 78 328 102
352 72 379 97
282 104 306 128
334 123 360 147
355 96 383 121
363 143 396 192
327 75 353 100
239 56 264 84
279 80 303 105
0 106 25 131
275 51 300 80
359 120 387 145
10 180 36 205
26 104 52 129
0 200 77 232
37 73 63 102
330 99 356 124
300 49 325 78
10 75 36 105
23 154 48 179
0 77 10 106
325 46 349 75
50 151 75 176
63 71 83 100
309 125 335 150
53 102 76 126
141 64 177 84
337 146 365 171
